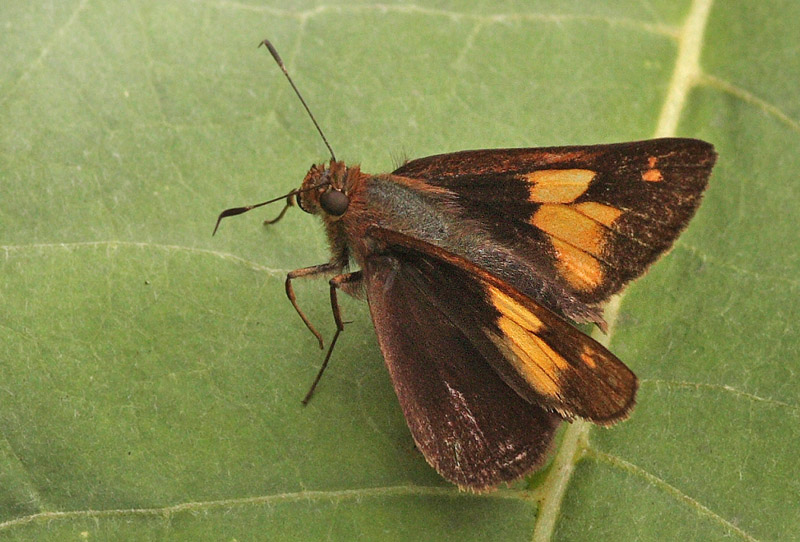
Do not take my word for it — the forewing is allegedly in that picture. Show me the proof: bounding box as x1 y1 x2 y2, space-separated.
366 228 638 427
393 138 716 304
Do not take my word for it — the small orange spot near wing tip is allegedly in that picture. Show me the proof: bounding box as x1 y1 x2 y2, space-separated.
580 348 597 369
642 168 663 182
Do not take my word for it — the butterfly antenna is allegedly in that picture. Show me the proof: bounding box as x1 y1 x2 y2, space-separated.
212 181 330 235
260 39 336 162
212 191 293 235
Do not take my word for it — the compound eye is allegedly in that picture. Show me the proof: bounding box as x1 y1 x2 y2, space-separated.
319 189 349 216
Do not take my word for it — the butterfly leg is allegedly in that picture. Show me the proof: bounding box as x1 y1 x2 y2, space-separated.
302 270 364 405
286 262 344 349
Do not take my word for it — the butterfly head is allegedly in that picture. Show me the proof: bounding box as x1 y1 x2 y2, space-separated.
296 159 353 218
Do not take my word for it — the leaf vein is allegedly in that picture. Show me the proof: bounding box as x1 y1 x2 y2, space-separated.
678 242 800 288
533 1 716 540
1 241 287 275
206 1 679 38
0 485 527 532
643 379 798 411
0 0 90 107
588 450 761 542
699 73 800 134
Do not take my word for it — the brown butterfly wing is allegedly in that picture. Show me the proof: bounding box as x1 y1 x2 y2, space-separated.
363 237 562 491
393 138 716 305
365 227 637 423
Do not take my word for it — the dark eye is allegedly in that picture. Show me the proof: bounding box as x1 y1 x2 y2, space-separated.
319 189 349 216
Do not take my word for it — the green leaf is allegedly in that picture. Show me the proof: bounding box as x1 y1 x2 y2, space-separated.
1 1 798 540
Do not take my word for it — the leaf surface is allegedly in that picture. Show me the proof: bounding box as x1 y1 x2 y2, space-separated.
1 1 798 540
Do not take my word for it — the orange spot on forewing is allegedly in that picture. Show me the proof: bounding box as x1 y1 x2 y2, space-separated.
532 204 606 256
524 169 596 203
580 345 598 369
572 202 624 227
642 156 663 182
642 168 663 182
549 237 604 291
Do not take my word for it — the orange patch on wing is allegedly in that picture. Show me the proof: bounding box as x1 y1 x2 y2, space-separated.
524 169 596 203
495 318 565 398
573 202 624 227
549 237 605 291
580 345 598 369
532 204 606 256
488 285 544 332
642 156 663 182
642 168 663 182
487 286 567 398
